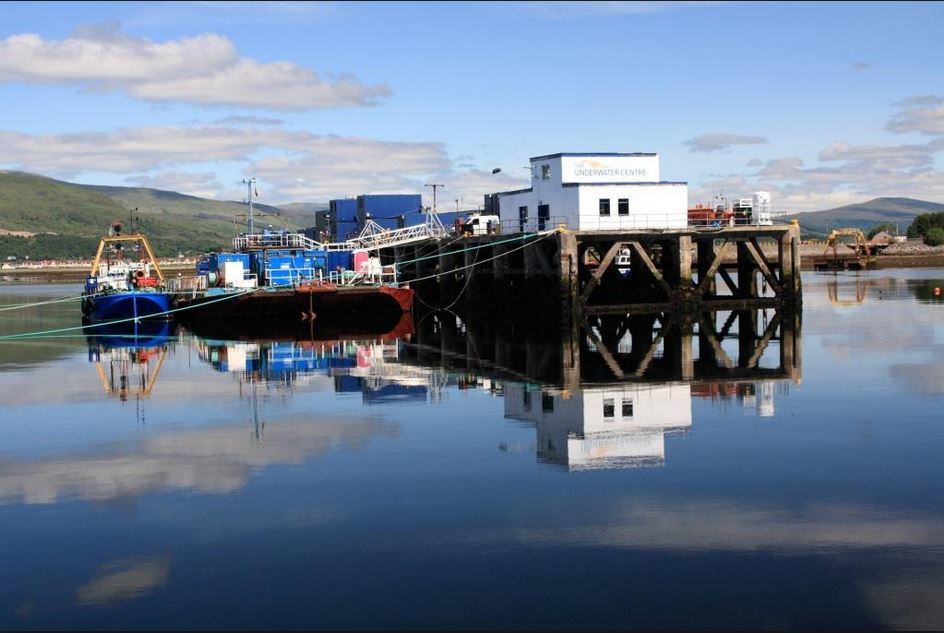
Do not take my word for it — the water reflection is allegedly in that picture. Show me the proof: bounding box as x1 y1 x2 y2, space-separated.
75 556 171 606
3 275 944 629
86 322 172 406
506 382 692 470
193 336 437 406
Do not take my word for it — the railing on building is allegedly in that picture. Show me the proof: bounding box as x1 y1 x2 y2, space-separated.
265 267 324 287
328 266 398 287
234 232 324 251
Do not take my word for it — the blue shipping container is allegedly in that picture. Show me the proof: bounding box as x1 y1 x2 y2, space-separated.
327 251 353 272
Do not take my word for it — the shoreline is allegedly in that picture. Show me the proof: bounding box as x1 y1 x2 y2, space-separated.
2 256 941 284
0 263 194 283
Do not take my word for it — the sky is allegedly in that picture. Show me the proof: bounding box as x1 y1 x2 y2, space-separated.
0 0 942 213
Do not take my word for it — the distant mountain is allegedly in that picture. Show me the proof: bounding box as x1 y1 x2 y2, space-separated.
787 197 944 236
276 202 327 226
0 171 311 259
86 184 289 227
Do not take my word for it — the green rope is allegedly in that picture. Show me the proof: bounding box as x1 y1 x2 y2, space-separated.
405 231 555 285
393 231 543 269
0 287 257 341
0 293 86 312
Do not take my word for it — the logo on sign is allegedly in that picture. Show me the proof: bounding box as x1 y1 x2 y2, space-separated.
574 159 647 179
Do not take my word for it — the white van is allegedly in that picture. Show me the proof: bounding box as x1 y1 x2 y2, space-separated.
462 214 500 236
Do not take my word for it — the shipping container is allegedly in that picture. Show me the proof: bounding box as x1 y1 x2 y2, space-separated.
328 251 353 272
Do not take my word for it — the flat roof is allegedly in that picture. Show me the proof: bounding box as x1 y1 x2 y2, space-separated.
562 181 687 187
495 187 533 197
495 181 686 196
530 152 658 161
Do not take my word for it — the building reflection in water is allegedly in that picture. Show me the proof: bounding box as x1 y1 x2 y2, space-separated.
186 305 801 473
78 304 802 481
506 382 692 470
405 305 801 472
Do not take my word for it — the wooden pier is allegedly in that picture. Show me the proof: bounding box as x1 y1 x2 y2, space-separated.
382 224 802 321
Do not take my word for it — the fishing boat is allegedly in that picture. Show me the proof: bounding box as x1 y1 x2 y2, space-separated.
81 221 172 324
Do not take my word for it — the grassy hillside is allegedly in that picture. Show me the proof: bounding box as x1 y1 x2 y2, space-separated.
0 172 305 260
0 171 129 236
277 202 325 227
88 184 290 226
788 197 944 237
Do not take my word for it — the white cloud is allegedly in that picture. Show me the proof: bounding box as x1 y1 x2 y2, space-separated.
692 135 944 212
0 26 388 110
0 123 527 204
0 126 310 174
685 133 768 153
213 115 285 126
886 95 944 136
249 136 453 201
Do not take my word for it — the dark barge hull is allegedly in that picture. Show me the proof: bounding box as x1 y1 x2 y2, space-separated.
174 284 414 336
181 310 415 342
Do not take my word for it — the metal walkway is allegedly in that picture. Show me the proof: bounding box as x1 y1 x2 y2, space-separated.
234 214 449 253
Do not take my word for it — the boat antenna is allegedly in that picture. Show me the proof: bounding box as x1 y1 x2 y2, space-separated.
243 177 256 234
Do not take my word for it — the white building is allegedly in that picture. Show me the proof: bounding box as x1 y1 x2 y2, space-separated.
494 152 688 232
504 382 692 471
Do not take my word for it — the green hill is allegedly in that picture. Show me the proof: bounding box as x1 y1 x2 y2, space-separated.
277 202 326 227
787 197 944 237
0 171 306 260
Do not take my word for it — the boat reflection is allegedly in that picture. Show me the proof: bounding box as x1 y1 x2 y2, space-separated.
185 310 438 405
84 321 174 409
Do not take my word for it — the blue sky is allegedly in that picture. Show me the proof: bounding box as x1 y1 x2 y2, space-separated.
0 0 942 212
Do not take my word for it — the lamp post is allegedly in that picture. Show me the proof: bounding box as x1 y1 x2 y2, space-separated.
242 177 256 234
425 183 444 214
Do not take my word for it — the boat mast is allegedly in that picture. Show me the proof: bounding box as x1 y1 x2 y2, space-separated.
243 177 256 235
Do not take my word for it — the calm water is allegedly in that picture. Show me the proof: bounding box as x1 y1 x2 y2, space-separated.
0 270 942 630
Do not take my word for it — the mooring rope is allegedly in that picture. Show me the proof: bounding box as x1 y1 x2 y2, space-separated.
0 293 86 312
405 229 556 286
0 287 258 341
393 230 544 270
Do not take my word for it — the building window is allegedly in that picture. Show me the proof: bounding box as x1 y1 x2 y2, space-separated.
541 164 551 180
603 398 615 418
523 389 532 411
622 399 634 417
599 199 611 216
618 198 629 216
542 393 554 412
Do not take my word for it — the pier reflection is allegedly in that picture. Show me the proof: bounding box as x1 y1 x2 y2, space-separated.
185 303 801 472
405 305 801 470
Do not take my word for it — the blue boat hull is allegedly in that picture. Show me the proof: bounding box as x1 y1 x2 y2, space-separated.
82 291 172 323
